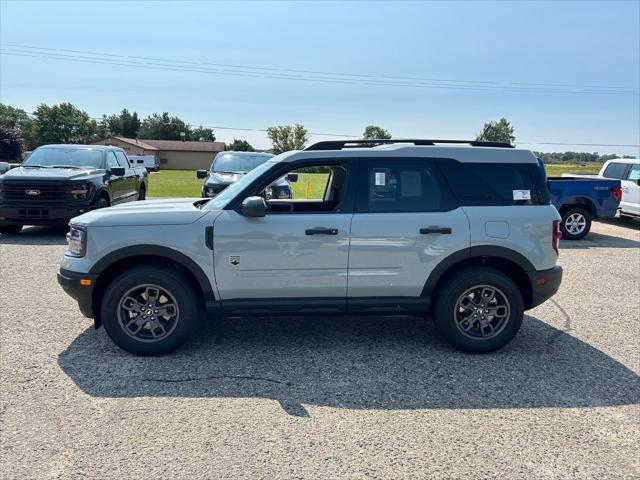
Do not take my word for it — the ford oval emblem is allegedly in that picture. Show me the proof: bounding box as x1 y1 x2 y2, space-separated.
25 189 41 196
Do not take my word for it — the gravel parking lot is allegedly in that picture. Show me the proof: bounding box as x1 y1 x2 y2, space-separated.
1 218 639 479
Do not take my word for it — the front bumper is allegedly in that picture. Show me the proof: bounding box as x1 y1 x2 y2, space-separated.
527 266 563 309
0 203 94 225
57 268 98 319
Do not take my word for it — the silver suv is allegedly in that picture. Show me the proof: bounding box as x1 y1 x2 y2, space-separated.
58 139 563 355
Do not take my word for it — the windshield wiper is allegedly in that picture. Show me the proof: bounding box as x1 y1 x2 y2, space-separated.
22 164 45 168
50 165 83 169
213 170 239 175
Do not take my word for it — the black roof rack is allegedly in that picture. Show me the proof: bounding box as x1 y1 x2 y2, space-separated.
304 139 514 151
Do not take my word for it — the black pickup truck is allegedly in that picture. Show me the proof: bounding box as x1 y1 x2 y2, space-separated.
0 144 148 234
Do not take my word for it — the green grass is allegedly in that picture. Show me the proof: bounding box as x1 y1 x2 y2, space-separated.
544 163 601 177
148 170 329 198
149 165 604 198
148 170 202 197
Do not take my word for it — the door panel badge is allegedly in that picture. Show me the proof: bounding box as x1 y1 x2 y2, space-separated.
229 255 241 266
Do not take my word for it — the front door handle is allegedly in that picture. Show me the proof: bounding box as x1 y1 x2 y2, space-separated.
420 227 452 235
305 227 338 235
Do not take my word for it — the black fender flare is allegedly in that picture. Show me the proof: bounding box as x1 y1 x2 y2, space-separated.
421 245 535 297
90 245 218 313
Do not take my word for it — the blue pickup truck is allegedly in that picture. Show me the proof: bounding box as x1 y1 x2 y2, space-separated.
539 159 622 240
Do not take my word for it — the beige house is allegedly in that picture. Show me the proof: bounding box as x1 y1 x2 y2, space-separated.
94 136 225 170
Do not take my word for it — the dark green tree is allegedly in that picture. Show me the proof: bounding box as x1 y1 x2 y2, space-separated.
475 118 516 144
98 109 141 139
138 112 191 140
31 102 99 145
190 126 216 142
266 124 309 154
0 125 25 160
227 139 255 151
0 103 35 149
362 125 392 140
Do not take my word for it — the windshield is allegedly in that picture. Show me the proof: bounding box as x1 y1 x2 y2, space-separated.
212 153 272 174
206 160 276 210
22 147 103 169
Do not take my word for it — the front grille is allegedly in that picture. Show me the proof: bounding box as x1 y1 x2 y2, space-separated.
2 182 69 201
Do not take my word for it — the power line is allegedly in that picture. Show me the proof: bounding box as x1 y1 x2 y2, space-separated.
1 44 638 95
4 42 637 92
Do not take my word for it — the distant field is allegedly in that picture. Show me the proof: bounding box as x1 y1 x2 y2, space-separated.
149 164 603 198
545 163 601 177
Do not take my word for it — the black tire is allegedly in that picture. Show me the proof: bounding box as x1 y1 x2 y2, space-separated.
138 185 146 201
0 224 23 235
560 207 591 240
101 265 200 355
96 195 110 209
432 266 524 353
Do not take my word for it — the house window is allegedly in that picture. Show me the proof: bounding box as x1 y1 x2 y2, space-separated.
160 158 168 165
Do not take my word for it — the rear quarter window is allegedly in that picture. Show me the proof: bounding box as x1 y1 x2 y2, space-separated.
603 162 629 180
438 160 544 206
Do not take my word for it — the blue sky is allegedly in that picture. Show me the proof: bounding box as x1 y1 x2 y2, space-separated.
1 0 639 154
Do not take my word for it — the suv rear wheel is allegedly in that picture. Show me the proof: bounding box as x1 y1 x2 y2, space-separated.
433 267 524 353
101 265 199 355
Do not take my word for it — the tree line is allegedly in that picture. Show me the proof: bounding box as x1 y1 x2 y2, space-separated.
0 102 632 163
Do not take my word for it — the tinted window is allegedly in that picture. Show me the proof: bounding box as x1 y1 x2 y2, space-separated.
603 162 628 180
439 161 541 206
114 151 130 167
359 159 456 212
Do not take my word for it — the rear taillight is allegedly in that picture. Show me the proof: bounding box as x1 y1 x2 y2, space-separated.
552 220 562 255
611 186 622 203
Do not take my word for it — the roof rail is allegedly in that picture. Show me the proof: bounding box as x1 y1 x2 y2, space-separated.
304 139 514 151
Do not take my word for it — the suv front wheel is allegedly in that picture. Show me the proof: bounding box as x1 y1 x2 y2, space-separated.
101 265 199 355
433 267 524 353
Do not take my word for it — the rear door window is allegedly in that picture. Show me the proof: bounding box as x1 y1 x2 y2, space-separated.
626 164 640 181
438 161 542 206
357 159 457 212
602 162 629 180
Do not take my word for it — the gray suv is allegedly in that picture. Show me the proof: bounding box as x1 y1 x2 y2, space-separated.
58 139 563 356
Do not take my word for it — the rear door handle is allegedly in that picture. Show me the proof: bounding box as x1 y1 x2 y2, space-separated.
305 227 338 235
420 227 452 235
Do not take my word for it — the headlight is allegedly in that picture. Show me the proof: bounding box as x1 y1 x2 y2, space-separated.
66 224 87 257
70 183 91 199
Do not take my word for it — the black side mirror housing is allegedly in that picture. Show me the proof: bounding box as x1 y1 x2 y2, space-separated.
241 196 267 217
110 166 125 176
196 170 208 179
286 173 299 183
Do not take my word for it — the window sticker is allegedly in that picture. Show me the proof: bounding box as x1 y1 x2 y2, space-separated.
513 189 531 201
375 171 386 186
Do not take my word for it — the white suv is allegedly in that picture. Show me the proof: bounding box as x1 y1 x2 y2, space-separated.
58 139 563 355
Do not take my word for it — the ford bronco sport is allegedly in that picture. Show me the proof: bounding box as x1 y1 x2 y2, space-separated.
58 139 563 355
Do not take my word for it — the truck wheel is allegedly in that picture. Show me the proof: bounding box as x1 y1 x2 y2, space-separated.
97 196 110 209
560 207 591 240
0 225 23 235
432 267 524 353
138 185 146 201
101 265 199 355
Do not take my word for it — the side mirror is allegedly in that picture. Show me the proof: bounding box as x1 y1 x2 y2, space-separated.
286 173 298 183
241 196 267 217
0 162 10 174
110 166 125 176
196 170 208 179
